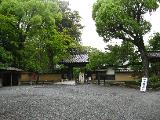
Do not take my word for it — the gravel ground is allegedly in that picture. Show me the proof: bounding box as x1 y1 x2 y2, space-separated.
0 84 160 120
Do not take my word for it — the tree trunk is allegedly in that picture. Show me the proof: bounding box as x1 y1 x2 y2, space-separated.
137 45 149 78
47 49 54 73
49 55 54 73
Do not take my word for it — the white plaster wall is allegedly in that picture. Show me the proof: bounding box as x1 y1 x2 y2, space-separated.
106 68 115 75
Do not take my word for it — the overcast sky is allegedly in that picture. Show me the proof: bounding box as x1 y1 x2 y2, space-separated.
64 0 160 51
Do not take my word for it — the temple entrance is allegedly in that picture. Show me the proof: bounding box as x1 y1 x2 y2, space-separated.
60 54 89 84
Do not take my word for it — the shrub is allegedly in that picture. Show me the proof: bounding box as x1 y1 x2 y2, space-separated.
124 80 141 88
148 74 160 89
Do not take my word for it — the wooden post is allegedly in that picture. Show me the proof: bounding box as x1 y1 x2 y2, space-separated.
98 72 100 85
68 65 73 80
11 72 12 86
0 73 2 87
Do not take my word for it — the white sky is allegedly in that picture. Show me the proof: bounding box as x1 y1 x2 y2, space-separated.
64 0 160 51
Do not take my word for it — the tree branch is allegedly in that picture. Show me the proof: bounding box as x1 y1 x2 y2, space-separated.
118 24 135 40
117 33 134 44
136 3 144 23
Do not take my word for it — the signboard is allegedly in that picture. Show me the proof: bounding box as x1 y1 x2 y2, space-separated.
79 72 84 83
88 77 91 81
140 77 148 92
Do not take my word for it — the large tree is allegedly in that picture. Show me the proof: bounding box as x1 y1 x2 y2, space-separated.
57 1 83 42
93 0 160 78
0 0 61 68
86 42 137 71
0 46 13 68
85 47 106 70
0 0 83 72
0 14 18 67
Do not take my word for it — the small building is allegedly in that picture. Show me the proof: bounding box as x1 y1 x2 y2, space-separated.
147 51 160 62
60 54 89 81
95 67 140 83
0 67 22 87
147 51 160 76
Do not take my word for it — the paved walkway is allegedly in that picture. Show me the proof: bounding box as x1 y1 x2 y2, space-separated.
0 85 160 120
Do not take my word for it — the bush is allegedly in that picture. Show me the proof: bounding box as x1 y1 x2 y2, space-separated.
124 80 141 88
149 74 160 83
125 80 140 85
148 75 160 89
73 68 81 79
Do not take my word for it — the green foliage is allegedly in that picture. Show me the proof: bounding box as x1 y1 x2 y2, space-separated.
148 33 160 79
21 24 80 72
0 0 61 68
20 37 46 72
0 46 13 68
124 80 141 86
149 74 160 83
93 0 155 41
0 0 83 73
57 1 83 41
0 14 22 51
106 41 136 66
148 74 160 89
148 32 160 51
0 13 21 68
93 0 160 77
73 68 81 79
86 48 106 70
92 0 159 40
86 41 138 71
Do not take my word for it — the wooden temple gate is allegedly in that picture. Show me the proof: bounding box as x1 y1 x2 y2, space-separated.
60 54 89 83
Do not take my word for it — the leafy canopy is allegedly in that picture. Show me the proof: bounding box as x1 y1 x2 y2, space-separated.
86 42 137 71
93 0 160 77
148 32 160 51
0 0 83 72
93 0 159 43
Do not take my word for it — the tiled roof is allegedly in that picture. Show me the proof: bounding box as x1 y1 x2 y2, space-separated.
147 51 160 58
116 68 134 72
61 54 89 64
0 67 23 71
6 67 23 71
